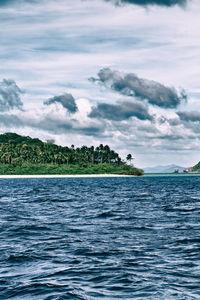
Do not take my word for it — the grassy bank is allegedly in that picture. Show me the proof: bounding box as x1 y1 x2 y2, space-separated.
0 163 144 176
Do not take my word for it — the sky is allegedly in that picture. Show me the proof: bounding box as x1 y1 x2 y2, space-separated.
0 0 200 168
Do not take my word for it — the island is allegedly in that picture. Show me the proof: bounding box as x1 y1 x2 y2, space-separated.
182 161 200 173
190 161 200 173
0 133 143 176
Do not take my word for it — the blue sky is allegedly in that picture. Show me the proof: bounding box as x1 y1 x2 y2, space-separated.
0 0 200 167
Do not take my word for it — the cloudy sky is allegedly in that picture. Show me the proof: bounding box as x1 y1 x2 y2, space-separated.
0 0 200 167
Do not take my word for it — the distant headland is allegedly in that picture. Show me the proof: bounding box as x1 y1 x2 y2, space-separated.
187 161 200 173
0 133 143 176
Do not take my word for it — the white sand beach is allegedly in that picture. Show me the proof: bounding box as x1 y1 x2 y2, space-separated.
0 174 134 179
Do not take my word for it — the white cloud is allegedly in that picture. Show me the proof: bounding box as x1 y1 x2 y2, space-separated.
0 0 200 166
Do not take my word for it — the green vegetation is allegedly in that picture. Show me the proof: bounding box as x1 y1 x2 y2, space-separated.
192 161 200 172
0 132 143 175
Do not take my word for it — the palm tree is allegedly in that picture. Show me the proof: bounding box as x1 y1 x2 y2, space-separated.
99 144 104 163
126 154 133 164
90 146 95 164
104 145 110 163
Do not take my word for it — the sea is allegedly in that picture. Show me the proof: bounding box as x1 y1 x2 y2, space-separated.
0 175 200 299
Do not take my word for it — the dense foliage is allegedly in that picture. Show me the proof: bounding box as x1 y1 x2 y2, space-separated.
0 163 143 176
192 162 200 172
0 132 143 175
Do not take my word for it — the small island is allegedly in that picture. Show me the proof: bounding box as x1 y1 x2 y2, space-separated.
182 162 200 173
0 133 143 176
190 161 200 173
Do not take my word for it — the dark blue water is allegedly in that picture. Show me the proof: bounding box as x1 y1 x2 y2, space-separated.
0 176 200 299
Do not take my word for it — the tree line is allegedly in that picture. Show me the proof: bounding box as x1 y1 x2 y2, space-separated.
0 132 133 166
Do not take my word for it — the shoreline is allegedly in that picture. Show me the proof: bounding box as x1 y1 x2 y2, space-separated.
0 174 135 179
0 173 200 179
1 173 199 179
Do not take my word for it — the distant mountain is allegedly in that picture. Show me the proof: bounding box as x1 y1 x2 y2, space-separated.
144 164 186 173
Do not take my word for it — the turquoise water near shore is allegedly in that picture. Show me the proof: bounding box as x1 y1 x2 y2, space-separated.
144 173 200 177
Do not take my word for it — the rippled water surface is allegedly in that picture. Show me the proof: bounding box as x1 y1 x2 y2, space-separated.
0 176 200 299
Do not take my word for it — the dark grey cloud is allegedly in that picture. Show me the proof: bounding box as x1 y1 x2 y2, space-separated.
0 112 105 137
104 0 187 7
90 68 187 109
158 133 184 140
0 112 104 137
0 114 23 127
28 117 73 133
27 117 104 136
0 0 37 5
44 93 78 113
0 0 187 6
77 126 104 136
0 79 23 112
0 0 13 4
177 111 200 122
89 100 152 121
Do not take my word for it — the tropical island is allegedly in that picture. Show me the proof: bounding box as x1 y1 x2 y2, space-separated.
190 162 200 173
0 133 143 176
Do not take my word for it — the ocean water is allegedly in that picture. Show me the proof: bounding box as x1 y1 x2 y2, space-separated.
0 176 200 300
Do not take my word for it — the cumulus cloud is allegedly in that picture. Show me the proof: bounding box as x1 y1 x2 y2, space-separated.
89 100 152 121
177 111 200 122
0 79 23 112
44 93 78 113
104 0 187 7
90 68 187 109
